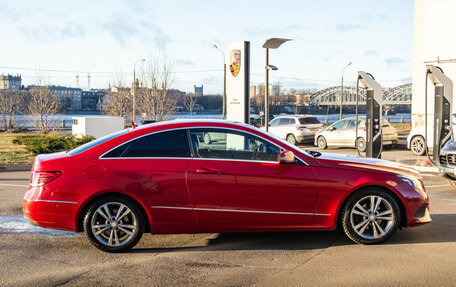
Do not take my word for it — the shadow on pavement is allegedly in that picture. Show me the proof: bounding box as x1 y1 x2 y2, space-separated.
132 213 456 253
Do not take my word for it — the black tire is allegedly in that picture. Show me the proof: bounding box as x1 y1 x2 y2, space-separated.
341 188 401 245
410 136 425 156
203 133 212 144
83 196 145 252
444 173 456 181
286 134 297 145
317 136 327 149
356 137 366 152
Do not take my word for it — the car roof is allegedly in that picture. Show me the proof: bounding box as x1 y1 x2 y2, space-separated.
275 114 317 118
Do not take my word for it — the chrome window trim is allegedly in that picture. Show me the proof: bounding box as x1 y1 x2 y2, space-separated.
188 126 308 165
150 205 331 217
99 125 308 165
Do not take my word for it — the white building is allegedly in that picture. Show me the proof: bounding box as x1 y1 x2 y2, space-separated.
412 0 456 128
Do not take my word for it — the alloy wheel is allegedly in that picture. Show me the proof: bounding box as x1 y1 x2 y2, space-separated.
411 137 425 155
90 202 138 248
349 195 395 240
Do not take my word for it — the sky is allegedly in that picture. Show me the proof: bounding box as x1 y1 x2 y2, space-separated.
0 0 414 94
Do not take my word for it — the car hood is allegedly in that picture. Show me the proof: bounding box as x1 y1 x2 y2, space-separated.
313 152 421 178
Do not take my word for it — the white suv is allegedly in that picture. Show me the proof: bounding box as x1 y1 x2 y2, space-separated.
265 115 323 145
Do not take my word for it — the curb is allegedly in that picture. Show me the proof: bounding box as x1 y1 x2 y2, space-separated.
0 165 32 172
411 165 439 173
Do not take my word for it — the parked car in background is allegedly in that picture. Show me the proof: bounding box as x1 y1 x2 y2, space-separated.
407 113 456 155
407 126 433 156
438 138 456 180
264 115 323 145
315 117 398 151
23 120 431 252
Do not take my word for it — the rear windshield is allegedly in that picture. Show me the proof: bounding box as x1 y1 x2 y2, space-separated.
67 129 128 156
299 117 321 124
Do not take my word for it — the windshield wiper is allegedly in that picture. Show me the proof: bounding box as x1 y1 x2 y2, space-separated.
305 150 321 157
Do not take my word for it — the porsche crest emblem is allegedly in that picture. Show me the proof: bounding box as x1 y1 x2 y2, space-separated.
229 49 241 77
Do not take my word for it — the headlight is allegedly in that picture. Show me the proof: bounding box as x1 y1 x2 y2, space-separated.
396 174 424 191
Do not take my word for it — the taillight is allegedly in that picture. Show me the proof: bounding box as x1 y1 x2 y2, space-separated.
30 171 63 187
296 126 307 131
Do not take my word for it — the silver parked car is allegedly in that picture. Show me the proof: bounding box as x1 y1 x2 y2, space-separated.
314 117 398 151
264 115 323 145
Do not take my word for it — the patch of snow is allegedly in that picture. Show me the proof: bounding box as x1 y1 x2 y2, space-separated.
0 215 79 237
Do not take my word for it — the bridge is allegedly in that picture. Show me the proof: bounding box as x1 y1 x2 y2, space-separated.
311 83 412 106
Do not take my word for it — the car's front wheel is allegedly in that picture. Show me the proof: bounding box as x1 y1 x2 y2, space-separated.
341 189 400 244
410 136 426 156
83 197 145 252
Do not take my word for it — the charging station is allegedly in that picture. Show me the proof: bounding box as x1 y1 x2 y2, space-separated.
425 65 453 163
356 71 383 158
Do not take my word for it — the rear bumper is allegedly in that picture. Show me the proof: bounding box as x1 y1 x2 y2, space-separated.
296 134 315 143
23 187 79 232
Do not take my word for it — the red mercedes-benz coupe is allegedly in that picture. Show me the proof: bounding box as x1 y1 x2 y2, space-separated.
23 120 430 252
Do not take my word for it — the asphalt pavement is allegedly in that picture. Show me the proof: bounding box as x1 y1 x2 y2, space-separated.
1 150 456 286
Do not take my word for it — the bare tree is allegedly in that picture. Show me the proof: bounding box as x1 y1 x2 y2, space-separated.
0 90 24 131
184 93 197 118
136 49 177 121
27 72 62 133
102 76 132 124
28 86 61 134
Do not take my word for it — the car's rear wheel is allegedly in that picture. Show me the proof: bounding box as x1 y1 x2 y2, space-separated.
286 134 297 145
411 136 425 156
317 136 327 149
83 197 145 252
342 189 400 244
356 137 366 152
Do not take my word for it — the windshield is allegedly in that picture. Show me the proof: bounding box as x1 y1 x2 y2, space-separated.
67 129 128 155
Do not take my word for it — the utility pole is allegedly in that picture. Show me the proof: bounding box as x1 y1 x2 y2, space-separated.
132 59 145 123
212 45 226 119
340 61 352 120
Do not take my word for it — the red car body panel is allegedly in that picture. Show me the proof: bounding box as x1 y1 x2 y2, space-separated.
23 120 431 234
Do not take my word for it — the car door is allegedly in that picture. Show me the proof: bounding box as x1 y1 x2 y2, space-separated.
326 119 348 145
100 129 197 231
186 127 318 228
343 119 361 147
268 118 281 137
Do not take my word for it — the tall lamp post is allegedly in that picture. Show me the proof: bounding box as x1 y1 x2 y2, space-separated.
132 58 145 123
212 45 226 119
263 38 292 132
340 61 352 120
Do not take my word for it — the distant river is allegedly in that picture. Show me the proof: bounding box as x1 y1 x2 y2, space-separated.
5 112 411 128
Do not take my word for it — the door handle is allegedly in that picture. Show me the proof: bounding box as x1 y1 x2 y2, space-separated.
196 167 219 174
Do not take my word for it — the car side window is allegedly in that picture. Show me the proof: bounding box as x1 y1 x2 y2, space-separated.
102 129 191 158
269 118 280 126
332 120 347 130
189 128 281 162
347 120 361 129
279 118 292 125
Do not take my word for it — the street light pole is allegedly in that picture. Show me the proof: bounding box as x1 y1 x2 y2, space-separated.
212 45 226 119
340 61 352 120
265 48 269 132
132 59 145 123
263 38 292 132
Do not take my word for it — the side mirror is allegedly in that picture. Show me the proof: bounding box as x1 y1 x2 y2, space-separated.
328 126 335 131
278 150 296 164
